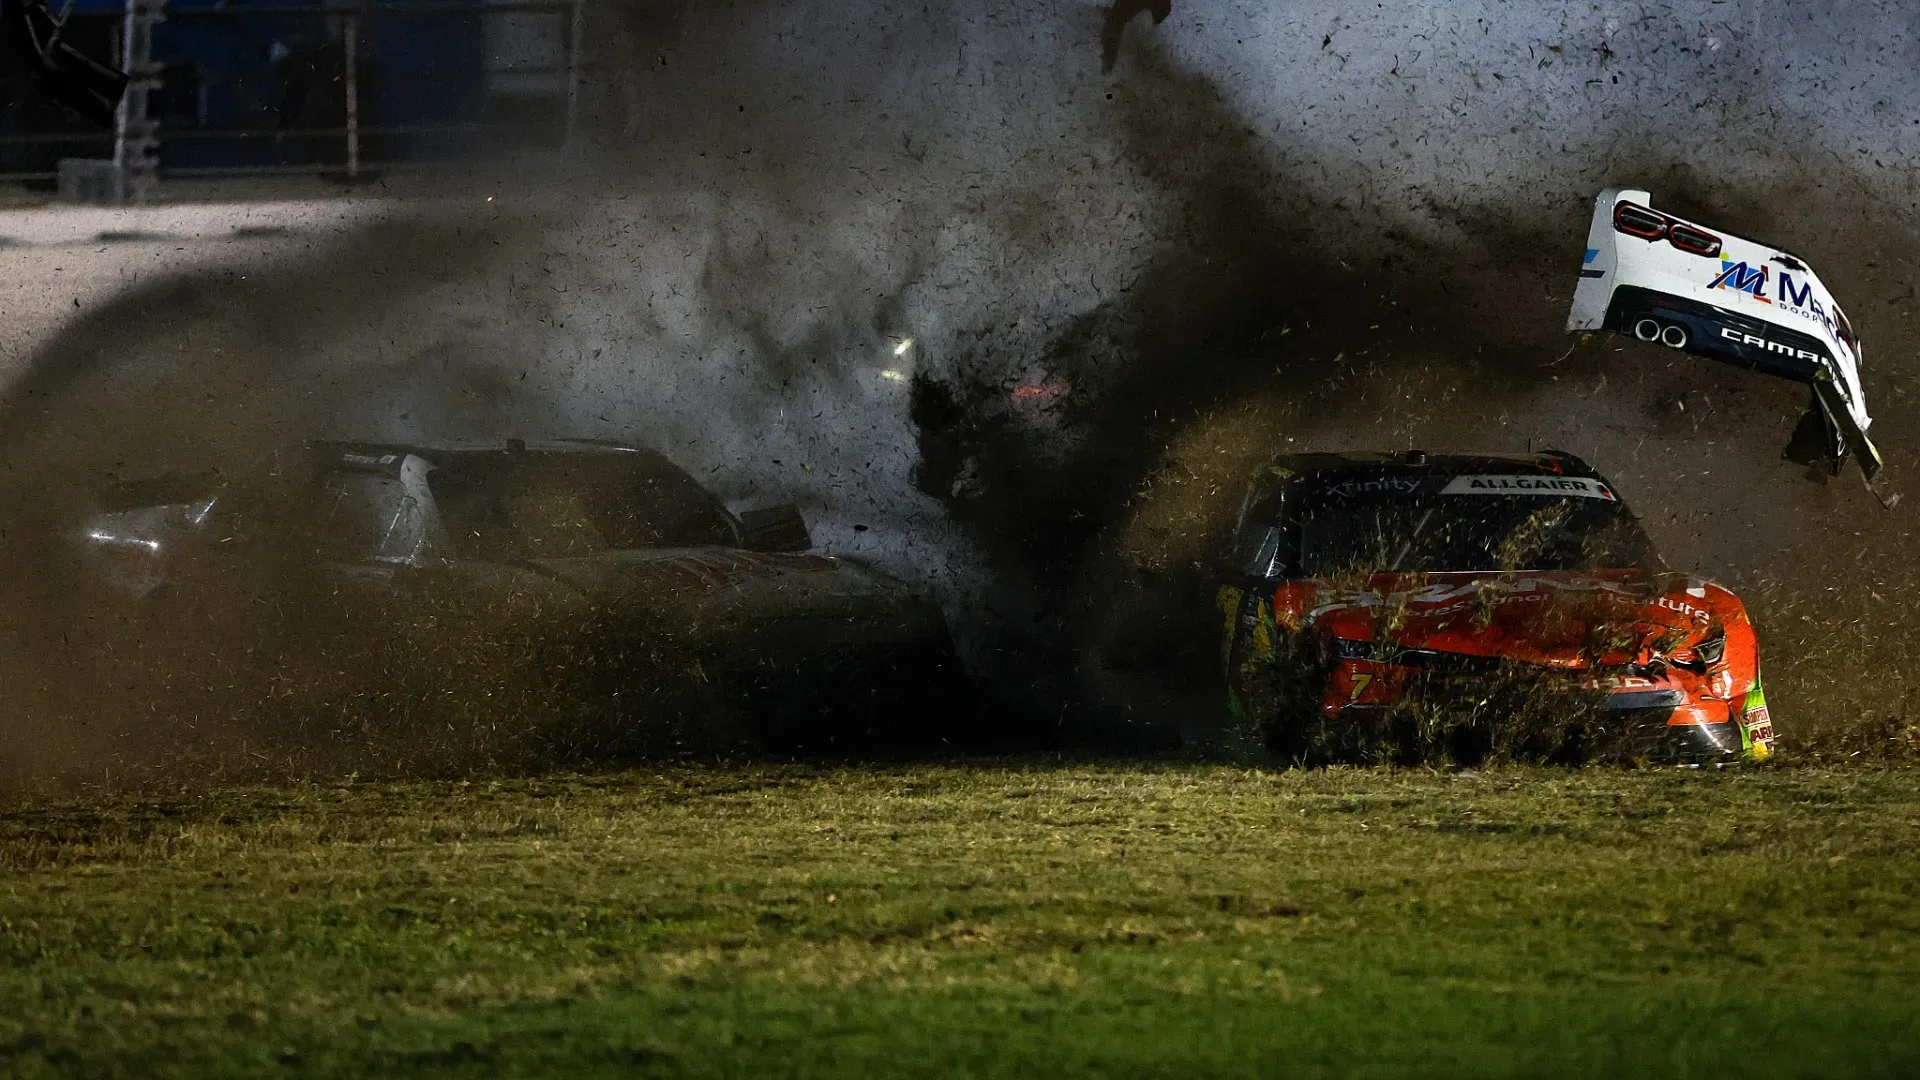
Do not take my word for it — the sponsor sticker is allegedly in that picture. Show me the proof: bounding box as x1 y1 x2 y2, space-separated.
1216 585 1243 669
1655 595 1710 623
1303 573 1640 621
1320 476 1423 499
1709 259 1771 304
1742 676 1774 759
1710 261 1850 349
1745 712 1775 760
341 452 398 467
1438 475 1617 500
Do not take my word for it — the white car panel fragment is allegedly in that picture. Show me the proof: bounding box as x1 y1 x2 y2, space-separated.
1567 187 1880 479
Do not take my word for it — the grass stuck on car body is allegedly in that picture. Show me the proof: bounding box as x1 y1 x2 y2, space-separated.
1 762 1917 1077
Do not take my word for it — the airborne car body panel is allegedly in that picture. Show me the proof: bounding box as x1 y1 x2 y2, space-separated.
1217 451 1774 762
1568 187 1878 477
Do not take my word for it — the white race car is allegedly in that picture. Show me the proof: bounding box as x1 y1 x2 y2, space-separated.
1567 188 1880 479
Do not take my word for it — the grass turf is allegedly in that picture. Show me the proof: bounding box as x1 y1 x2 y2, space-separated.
1 762 1917 1077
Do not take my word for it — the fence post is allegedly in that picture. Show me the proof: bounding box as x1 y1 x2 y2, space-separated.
115 0 164 201
111 0 134 188
564 0 583 147
345 12 360 181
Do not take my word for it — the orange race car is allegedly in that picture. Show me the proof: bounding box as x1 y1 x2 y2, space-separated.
1216 450 1773 764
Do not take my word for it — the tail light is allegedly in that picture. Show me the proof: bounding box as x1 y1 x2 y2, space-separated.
1613 201 1722 259
1667 223 1723 258
1613 202 1669 240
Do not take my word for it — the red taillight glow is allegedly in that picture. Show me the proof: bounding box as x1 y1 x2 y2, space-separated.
1612 201 1722 259
1667 223 1723 258
1613 201 1668 240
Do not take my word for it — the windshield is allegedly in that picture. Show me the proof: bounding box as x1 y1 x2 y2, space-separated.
1295 484 1655 576
315 473 436 565
427 451 734 559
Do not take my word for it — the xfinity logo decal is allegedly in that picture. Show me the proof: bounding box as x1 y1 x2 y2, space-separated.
1438 475 1617 500
1718 327 1824 363
1320 477 1422 498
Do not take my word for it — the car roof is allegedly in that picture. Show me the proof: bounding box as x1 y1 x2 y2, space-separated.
83 441 688 514
1269 449 1604 481
305 438 691 475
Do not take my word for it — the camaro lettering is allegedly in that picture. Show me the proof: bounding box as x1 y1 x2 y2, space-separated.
1716 327 1823 363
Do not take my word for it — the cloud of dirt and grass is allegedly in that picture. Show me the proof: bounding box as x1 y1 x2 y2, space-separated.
2 0 1918 782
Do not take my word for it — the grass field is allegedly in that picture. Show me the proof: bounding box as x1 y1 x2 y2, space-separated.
2 761 1918 1078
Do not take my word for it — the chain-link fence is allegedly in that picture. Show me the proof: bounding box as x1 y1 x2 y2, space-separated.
1 0 581 197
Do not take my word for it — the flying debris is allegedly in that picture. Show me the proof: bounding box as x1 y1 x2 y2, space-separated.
1567 188 1881 480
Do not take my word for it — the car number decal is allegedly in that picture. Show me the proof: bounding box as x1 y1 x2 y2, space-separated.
1348 672 1373 702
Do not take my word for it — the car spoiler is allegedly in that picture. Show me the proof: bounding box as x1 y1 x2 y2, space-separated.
1567 188 1881 480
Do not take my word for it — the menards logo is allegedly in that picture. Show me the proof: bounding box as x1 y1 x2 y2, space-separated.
1709 259 1772 303
1708 259 1846 341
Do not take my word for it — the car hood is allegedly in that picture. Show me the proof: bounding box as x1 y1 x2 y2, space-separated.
526 547 881 597
1296 568 1736 669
